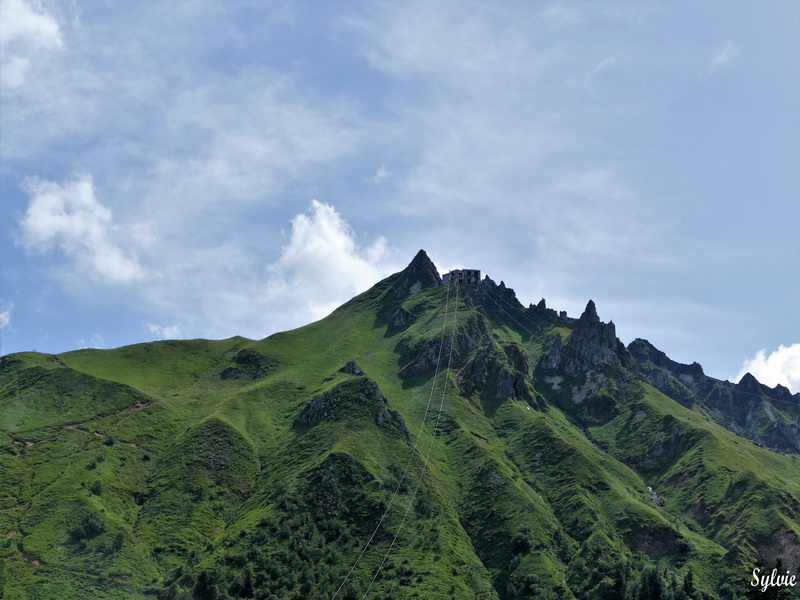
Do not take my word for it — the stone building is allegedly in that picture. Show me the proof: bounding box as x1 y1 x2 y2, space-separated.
442 269 482 285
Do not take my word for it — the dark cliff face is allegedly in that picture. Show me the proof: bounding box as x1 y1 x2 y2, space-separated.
531 301 635 424
537 300 626 377
628 338 800 455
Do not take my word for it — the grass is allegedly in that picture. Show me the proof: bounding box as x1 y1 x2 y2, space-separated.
1 263 798 599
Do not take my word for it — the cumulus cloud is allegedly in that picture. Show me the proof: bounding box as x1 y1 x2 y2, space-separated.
146 323 182 340
18 175 144 283
707 41 740 73
736 344 800 394
264 200 395 327
0 0 63 88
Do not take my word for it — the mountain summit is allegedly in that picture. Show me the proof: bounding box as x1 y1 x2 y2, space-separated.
386 248 442 301
1 250 798 599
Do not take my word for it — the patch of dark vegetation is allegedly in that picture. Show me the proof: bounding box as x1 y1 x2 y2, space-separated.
69 515 105 544
296 377 408 437
220 349 277 380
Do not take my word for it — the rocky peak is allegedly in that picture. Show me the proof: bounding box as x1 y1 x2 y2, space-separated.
737 372 764 395
628 339 705 380
538 300 619 376
406 249 441 286
339 360 365 377
580 300 600 324
384 249 442 303
773 384 796 403
573 301 616 345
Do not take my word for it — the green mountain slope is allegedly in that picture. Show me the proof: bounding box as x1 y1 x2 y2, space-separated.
1 250 798 600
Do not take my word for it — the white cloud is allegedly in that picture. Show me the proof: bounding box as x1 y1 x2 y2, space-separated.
78 333 105 350
344 2 550 95
0 0 63 88
146 323 182 340
368 165 391 184
707 41 740 73
0 0 62 46
124 200 396 343
736 344 800 394
18 175 144 283
0 301 12 330
149 78 360 208
263 200 396 327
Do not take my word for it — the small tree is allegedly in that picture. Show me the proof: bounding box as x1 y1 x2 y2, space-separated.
112 532 124 552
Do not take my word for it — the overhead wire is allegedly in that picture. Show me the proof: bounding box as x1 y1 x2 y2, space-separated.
335 273 796 599
361 276 460 599
330 276 456 600
475 279 799 448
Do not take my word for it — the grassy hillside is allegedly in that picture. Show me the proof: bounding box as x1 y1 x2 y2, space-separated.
1 253 798 599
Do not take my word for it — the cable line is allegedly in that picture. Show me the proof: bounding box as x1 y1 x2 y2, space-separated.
330 278 455 600
476 280 799 448
361 277 460 600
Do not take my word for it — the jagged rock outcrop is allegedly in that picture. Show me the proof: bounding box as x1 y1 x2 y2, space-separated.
534 301 631 423
628 338 800 455
338 360 365 377
538 333 563 371
457 349 488 396
386 249 441 303
480 276 527 314
538 300 620 376
492 363 530 400
296 377 408 437
628 338 704 399
399 312 493 379
738 372 766 395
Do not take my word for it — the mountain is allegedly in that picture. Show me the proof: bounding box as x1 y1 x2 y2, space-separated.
1 250 798 600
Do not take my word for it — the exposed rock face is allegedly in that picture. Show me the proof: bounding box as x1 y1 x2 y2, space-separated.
386 249 441 303
390 307 415 330
479 277 527 314
296 377 408 437
397 306 538 405
738 372 765 395
566 301 618 371
534 301 630 423
628 338 800 455
399 313 493 379
492 363 530 400
628 339 704 388
458 349 488 396
539 333 563 371
338 360 365 377
538 301 620 376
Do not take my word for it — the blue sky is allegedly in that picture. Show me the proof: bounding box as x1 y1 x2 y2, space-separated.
1 0 798 392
